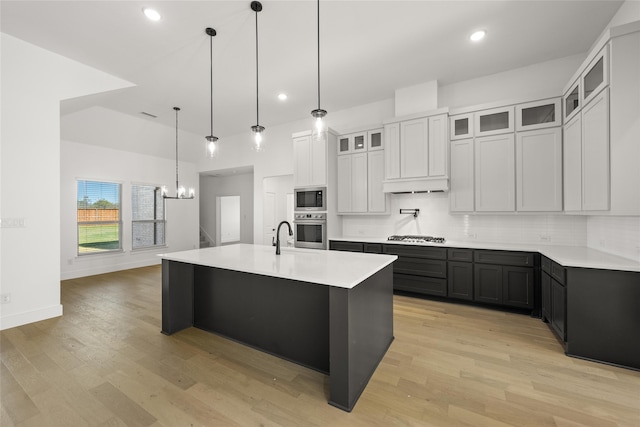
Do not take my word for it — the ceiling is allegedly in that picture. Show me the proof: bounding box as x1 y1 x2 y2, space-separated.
1 1 623 140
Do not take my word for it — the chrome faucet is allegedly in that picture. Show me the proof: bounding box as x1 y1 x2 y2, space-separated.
275 221 293 255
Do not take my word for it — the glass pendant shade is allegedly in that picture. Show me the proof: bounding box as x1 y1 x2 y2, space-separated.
205 135 218 158
251 124 265 152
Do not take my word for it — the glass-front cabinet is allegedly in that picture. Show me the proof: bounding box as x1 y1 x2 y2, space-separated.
582 45 609 106
368 128 383 151
474 106 514 137
337 131 367 155
450 113 474 140
516 98 562 131
564 80 581 122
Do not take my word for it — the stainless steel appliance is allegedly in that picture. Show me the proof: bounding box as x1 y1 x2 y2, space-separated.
294 213 327 249
387 235 446 244
294 187 326 211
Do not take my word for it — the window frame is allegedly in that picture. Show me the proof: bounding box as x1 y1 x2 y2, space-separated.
76 179 123 256
131 183 167 250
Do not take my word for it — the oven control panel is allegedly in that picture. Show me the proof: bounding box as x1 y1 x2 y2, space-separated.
294 213 327 220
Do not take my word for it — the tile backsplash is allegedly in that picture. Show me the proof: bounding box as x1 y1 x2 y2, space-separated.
342 193 588 246
587 216 640 262
342 193 640 262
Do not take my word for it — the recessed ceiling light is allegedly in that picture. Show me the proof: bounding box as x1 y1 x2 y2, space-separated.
143 8 161 21
278 93 288 101
470 30 486 42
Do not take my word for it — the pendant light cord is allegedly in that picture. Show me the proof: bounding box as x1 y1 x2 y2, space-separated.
316 0 321 111
255 8 260 126
209 35 214 136
175 108 179 192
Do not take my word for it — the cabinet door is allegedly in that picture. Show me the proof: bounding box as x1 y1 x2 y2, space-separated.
449 138 474 212
337 155 352 213
516 98 561 132
351 152 368 213
541 272 551 322
475 106 514 137
367 150 387 213
368 128 384 151
551 279 566 342
563 114 582 212
475 133 515 212
582 45 609 106
582 88 609 211
337 134 351 155
448 262 473 301
428 114 448 177
293 135 311 187
353 132 367 153
384 123 400 179
502 266 534 309
564 80 581 123
310 132 327 186
400 117 429 178
474 264 502 305
450 113 474 140
516 127 563 212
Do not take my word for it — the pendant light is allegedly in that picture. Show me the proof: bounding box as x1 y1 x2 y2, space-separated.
250 1 265 151
310 0 327 141
162 107 195 199
205 27 219 158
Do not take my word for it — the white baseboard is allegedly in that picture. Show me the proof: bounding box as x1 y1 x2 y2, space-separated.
0 304 63 331
60 258 161 280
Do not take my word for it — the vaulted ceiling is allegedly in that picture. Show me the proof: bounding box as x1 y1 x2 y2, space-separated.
1 1 623 139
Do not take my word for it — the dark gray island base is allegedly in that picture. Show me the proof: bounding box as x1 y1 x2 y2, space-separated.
161 258 394 412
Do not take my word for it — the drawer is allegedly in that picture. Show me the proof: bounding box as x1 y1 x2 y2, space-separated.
383 244 447 260
393 257 446 278
329 241 363 252
551 262 566 285
394 273 447 297
364 243 383 254
448 248 473 262
474 250 535 267
541 256 552 274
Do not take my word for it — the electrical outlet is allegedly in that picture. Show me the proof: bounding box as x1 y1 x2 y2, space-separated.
467 233 477 239
0 294 11 304
539 235 551 242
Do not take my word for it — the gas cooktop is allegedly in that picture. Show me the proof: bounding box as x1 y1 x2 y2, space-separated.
387 235 446 244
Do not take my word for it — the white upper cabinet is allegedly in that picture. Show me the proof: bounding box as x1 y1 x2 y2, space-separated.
474 133 515 212
581 88 609 211
449 138 474 212
293 132 328 188
516 127 563 212
582 45 609 107
516 98 562 132
400 117 429 178
384 122 400 180
367 150 387 213
368 128 384 151
563 114 582 212
450 113 474 140
337 155 352 213
475 106 515 137
563 80 581 123
428 114 448 177
337 131 366 155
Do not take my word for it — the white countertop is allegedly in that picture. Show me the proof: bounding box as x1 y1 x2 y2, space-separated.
331 237 640 273
160 244 397 289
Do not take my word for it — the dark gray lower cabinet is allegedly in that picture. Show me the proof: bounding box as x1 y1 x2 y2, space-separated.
551 278 566 341
541 256 567 343
447 261 473 301
394 273 447 297
475 264 534 309
541 272 551 321
329 241 364 252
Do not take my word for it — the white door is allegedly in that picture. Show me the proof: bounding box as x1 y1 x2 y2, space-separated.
351 152 368 213
400 117 429 178
582 88 609 211
428 114 448 177
449 138 474 212
263 192 276 246
337 155 352 213
475 133 515 212
563 114 582 212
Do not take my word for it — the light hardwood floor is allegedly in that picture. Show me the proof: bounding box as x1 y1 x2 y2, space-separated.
1 265 639 426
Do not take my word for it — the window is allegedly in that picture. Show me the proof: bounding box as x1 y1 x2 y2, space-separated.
132 184 165 249
77 180 122 255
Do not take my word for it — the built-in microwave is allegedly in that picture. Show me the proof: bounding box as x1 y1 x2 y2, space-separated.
294 187 326 211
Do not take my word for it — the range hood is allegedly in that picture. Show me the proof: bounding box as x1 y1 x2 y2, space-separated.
382 177 448 194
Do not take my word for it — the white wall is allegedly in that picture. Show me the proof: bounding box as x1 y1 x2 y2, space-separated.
199 173 254 246
343 193 588 247
438 54 586 109
594 0 640 47
587 216 640 262
0 33 133 330
60 140 199 280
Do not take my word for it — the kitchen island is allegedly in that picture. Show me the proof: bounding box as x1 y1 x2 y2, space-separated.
160 244 397 412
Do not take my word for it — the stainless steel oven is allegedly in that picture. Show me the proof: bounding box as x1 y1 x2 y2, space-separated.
293 213 327 250
294 187 326 211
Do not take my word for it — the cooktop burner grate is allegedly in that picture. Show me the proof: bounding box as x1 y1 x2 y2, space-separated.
387 235 446 243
